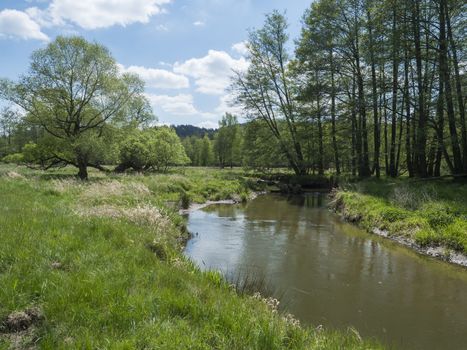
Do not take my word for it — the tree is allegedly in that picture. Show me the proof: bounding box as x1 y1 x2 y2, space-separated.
233 11 307 175
149 127 190 172
117 127 189 172
198 135 214 167
296 0 342 175
0 106 20 157
243 120 285 171
214 113 240 168
0 36 145 179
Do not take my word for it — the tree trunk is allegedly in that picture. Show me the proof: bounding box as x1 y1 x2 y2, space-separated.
389 5 399 178
316 70 324 175
412 0 427 177
367 7 380 178
329 48 340 175
439 0 462 174
404 43 413 177
444 0 467 171
77 161 88 180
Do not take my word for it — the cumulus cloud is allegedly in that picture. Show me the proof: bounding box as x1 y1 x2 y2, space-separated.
146 94 199 116
173 50 248 95
118 64 189 89
231 41 248 56
0 9 49 41
27 0 171 30
193 20 205 27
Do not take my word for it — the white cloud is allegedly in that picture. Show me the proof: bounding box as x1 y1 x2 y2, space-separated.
193 20 205 27
173 50 249 95
146 94 199 116
28 0 171 30
0 9 49 41
214 93 243 117
118 64 189 89
197 120 218 129
231 41 248 56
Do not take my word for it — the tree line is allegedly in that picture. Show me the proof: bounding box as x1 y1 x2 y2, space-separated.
1 0 465 179
233 0 466 178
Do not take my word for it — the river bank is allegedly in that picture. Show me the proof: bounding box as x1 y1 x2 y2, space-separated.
0 165 381 349
329 178 467 268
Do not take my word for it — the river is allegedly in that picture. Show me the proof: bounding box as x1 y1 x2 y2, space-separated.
184 193 467 349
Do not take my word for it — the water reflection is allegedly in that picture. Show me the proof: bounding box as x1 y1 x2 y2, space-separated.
185 194 467 350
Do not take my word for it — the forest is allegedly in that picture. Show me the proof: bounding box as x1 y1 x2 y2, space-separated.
1 0 465 181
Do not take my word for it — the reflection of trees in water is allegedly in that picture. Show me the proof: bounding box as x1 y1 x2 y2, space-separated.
188 195 467 349
286 193 325 209
203 203 246 219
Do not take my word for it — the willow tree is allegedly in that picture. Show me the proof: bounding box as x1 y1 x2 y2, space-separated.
0 36 145 179
233 11 307 175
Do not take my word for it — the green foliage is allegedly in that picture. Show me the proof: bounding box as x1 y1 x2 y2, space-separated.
442 220 467 251
119 130 152 171
179 190 191 209
119 127 189 172
214 113 242 168
150 127 190 171
1 36 148 179
1 152 24 164
242 120 286 171
420 203 455 228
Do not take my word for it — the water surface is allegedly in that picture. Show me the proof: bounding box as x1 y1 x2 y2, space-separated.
185 194 467 349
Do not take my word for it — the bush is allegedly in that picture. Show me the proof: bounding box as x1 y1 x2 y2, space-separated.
118 127 190 172
179 191 191 209
2 153 24 164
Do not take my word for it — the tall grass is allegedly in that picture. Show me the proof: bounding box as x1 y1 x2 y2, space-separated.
334 177 467 253
0 165 383 349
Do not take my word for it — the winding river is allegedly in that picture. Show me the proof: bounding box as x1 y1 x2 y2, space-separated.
184 193 467 349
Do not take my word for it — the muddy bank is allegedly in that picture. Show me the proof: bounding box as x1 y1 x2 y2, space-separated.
330 192 467 268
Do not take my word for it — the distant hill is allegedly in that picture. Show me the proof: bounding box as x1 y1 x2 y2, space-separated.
173 124 216 138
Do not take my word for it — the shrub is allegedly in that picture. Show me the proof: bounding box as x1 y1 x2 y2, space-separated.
179 191 191 210
118 127 190 172
2 153 24 164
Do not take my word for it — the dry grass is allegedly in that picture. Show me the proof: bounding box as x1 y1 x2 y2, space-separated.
74 204 172 232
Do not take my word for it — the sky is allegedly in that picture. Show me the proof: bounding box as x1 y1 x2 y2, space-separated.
0 0 312 128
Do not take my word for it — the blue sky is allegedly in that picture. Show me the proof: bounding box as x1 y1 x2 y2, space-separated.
0 0 312 128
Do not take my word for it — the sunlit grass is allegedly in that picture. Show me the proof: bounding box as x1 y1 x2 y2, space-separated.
0 165 382 349
333 177 467 253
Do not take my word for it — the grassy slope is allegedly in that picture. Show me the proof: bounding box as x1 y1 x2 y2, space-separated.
332 178 467 254
0 165 381 349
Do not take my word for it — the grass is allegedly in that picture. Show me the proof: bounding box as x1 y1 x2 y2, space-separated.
331 177 467 254
0 164 382 349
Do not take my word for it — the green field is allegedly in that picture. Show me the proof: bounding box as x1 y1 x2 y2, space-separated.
0 165 381 349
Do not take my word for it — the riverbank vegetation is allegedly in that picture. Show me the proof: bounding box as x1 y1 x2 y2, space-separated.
331 178 467 260
0 165 382 349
